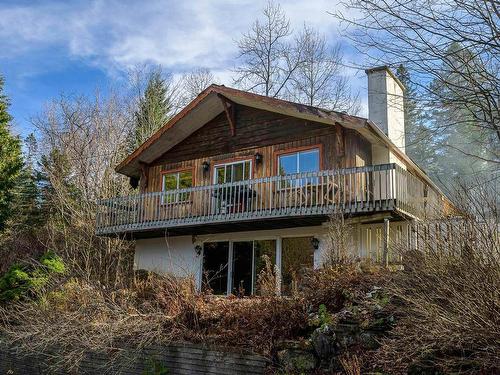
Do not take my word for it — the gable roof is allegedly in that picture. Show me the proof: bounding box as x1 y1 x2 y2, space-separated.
116 84 443 198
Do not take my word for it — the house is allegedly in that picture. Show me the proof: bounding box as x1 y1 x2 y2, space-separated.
96 66 452 296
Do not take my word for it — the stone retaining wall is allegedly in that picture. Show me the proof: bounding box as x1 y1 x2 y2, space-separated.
0 340 267 375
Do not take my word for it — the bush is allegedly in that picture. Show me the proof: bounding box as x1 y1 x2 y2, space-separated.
0 251 65 302
374 217 500 374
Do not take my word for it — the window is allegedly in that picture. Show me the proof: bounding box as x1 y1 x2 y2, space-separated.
281 237 315 296
214 160 252 184
213 160 253 214
161 169 193 203
202 239 277 296
278 148 320 187
203 242 229 295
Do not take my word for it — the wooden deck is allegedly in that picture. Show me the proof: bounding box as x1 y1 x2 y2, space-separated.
96 163 443 236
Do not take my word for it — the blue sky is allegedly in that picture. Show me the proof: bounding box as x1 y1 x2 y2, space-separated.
0 0 367 139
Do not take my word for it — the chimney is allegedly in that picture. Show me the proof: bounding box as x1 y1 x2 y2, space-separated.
366 66 405 158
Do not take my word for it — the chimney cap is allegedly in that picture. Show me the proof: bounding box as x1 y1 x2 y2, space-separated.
365 65 405 92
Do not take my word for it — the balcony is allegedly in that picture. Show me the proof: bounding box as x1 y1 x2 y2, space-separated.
96 163 442 236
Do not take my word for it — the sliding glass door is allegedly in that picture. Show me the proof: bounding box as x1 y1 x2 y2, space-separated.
232 241 253 296
203 239 277 296
202 242 229 295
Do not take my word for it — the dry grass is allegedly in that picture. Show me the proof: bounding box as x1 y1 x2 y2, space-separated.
373 212 500 373
340 353 361 375
0 261 384 373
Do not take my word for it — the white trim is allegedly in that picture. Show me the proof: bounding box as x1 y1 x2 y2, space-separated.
197 226 327 243
276 237 282 296
251 244 256 295
227 241 234 296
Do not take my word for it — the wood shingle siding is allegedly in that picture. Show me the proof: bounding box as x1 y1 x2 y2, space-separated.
144 105 371 194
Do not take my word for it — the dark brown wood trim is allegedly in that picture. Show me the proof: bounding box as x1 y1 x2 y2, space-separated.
273 144 324 175
139 162 149 191
218 94 236 136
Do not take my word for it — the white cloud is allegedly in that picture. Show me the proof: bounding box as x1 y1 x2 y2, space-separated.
0 0 368 109
0 0 362 69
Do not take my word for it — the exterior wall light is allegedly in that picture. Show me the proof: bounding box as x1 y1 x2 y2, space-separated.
202 161 210 172
195 244 203 256
311 237 320 250
129 177 139 189
254 152 263 165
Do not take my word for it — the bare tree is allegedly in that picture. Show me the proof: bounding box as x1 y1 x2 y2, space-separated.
335 0 500 165
183 68 215 98
233 1 303 98
290 25 360 113
179 67 216 106
31 90 134 285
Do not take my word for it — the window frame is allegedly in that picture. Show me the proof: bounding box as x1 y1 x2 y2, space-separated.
274 145 323 176
160 167 194 205
212 158 254 184
274 145 323 189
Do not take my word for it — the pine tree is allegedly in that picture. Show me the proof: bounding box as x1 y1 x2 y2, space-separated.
10 134 43 228
396 65 438 177
132 70 171 149
426 43 491 184
0 75 23 231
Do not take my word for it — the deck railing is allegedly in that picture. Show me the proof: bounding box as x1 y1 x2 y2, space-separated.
96 163 443 235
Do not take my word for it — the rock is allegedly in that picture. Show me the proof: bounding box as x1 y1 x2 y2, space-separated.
311 325 337 359
277 348 317 372
359 331 380 349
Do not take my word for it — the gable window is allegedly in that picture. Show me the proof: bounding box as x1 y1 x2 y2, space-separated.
161 169 193 203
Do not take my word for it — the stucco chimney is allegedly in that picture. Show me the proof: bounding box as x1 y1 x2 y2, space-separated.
366 66 405 154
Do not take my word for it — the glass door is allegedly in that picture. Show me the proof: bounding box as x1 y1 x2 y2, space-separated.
232 239 277 296
202 241 229 295
232 241 253 296
214 160 252 184
213 160 252 213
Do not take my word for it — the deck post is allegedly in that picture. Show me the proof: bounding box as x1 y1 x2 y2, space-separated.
383 217 390 267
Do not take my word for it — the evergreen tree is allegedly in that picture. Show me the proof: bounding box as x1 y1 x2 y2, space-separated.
132 70 171 150
10 134 43 228
0 75 23 231
426 43 491 184
396 65 438 177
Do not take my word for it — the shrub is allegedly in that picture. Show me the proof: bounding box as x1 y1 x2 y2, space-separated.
0 251 65 302
374 216 500 374
0 264 32 301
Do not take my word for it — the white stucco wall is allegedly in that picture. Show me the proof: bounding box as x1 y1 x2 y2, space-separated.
367 68 405 154
134 221 408 291
134 236 201 281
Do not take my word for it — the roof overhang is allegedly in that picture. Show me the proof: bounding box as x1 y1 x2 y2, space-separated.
117 89 225 178
116 84 367 178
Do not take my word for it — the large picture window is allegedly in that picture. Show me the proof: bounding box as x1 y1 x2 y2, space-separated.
161 169 193 203
278 148 320 175
277 148 320 187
